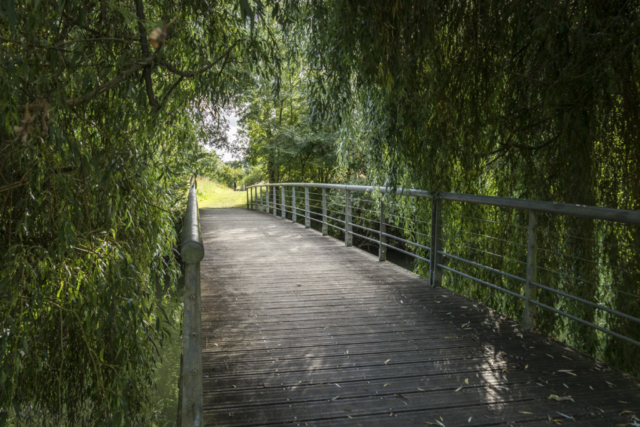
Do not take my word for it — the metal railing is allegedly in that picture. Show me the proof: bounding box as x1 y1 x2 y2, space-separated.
247 182 640 348
179 184 204 427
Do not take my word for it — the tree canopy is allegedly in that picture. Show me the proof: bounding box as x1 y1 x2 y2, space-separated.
300 0 640 209
0 0 279 424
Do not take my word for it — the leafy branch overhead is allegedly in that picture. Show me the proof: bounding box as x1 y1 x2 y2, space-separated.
0 0 281 424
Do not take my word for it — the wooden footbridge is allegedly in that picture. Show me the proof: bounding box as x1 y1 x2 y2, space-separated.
178 183 640 426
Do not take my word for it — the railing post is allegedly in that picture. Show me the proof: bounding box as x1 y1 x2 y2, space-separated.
292 186 297 223
281 186 285 219
322 188 328 236
304 187 310 228
523 210 538 330
260 187 263 212
246 187 249 210
379 200 387 261
180 185 204 427
266 186 270 214
345 189 352 247
429 195 443 287
273 186 277 216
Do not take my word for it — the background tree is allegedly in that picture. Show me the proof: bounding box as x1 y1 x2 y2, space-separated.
236 33 339 183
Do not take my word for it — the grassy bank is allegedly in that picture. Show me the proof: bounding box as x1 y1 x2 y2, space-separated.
196 178 247 208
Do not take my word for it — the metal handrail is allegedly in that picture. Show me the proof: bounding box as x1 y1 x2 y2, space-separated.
248 182 640 225
180 184 204 427
247 182 640 348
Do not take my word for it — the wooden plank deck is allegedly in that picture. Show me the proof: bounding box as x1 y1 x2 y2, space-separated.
199 208 640 426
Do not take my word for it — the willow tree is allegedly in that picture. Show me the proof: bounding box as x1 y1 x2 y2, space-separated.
296 0 640 375
0 0 278 424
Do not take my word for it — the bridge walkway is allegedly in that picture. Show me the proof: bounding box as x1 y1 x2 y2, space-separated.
199 208 639 426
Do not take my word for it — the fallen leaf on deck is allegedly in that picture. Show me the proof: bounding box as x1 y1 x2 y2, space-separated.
556 412 575 420
548 394 574 402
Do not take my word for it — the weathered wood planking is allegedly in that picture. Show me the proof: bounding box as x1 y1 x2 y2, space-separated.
199 208 640 426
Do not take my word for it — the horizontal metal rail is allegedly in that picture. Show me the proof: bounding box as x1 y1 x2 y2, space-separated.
529 299 640 347
440 251 527 283
382 242 431 264
440 264 525 300
249 183 640 225
349 229 381 245
382 231 430 252
246 182 640 349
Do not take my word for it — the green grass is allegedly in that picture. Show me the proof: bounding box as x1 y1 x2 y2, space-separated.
196 177 247 208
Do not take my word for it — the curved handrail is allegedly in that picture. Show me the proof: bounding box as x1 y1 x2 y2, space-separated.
182 185 204 263
248 182 640 225
179 184 204 427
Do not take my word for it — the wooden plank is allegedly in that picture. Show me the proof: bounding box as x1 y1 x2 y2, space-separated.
198 208 640 426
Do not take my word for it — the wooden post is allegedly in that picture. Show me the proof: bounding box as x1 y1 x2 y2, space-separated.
266 186 270 214
429 196 443 287
379 200 387 261
260 187 263 212
281 186 285 219
523 210 537 330
292 186 297 223
246 188 249 209
273 186 277 216
322 188 328 236
304 187 310 228
345 189 352 247
180 185 204 427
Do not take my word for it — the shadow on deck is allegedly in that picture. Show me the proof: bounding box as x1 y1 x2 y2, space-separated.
199 208 640 426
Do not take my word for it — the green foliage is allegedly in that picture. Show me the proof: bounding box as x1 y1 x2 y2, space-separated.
0 0 278 424
242 164 266 187
292 0 640 375
237 32 339 183
196 150 224 180
217 163 246 189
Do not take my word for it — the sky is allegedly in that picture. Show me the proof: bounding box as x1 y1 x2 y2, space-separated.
216 110 239 162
